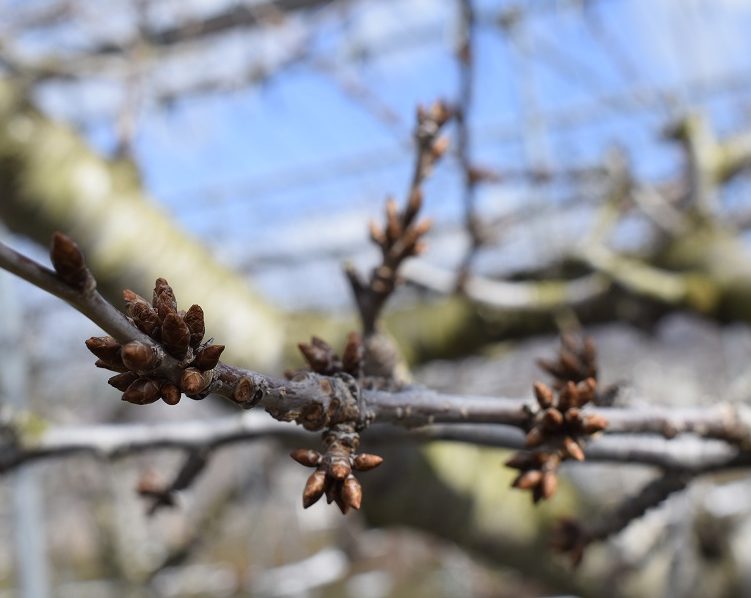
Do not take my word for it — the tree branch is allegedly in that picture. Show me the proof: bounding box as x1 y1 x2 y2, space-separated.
3 236 751 446
403 260 610 310
418 426 751 472
3 415 751 477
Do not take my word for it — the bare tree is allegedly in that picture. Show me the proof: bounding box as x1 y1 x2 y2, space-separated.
5 1 751 596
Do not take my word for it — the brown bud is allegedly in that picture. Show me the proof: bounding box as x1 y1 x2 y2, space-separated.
192 344 224 371
559 350 581 377
290 449 322 468
525 426 545 447
342 475 362 510
298 339 339 375
536 358 566 380
50 232 90 290
577 377 598 405
108 371 139 392
541 471 558 499
333 488 350 515
368 220 386 247
302 470 326 508
558 381 578 410
413 240 428 256
161 313 191 359
95 358 128 373
352 453 383 472
542 408 564 431
430 136 450 161
513 470 543 490
153 277 176 308
504 452 539 470
328 460 351 481
121 341 160 371
564 407 582 426
583 337 597 366
582 414 608 434
183 305 205 348
543 452 561 470
123 289 149 305
129 302 161 338
398 219 432 260
160 383 181 405
85 336 122 364
180 367 212 395
324 476 336 504
385 198 401 244
309 336 331 350
533 381 554 409
563 436 585 462
413 218 433 238
341 332 363 377
430 100 453 125
154 294 176 323
122 378 161 405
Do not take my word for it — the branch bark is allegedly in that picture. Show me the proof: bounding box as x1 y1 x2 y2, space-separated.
3 236 751 446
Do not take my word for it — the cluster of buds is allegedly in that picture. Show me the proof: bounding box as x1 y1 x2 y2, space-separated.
506 451 561 503
506 335 607 502
525 379 607 459
48 233 225 406
288 335 383 513
289 331 398 391
86 278 224 405
365 102 452 298
366 196 433 298
346 101 453 337
290 332 363 379
536 334 597 390
290 426 383 514
414 100 453 169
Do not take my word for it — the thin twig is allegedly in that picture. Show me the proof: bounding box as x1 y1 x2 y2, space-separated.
419 426 751 473
551 472 691 565
455 0 484 287
142 449 210 514
3 416 751 476
402 260 610 310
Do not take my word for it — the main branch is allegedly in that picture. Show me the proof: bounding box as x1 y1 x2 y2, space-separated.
2 237 751 446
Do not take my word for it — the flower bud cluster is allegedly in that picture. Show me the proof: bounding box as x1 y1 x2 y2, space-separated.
507 335 608 502
291 426 383 514
86 278 224 405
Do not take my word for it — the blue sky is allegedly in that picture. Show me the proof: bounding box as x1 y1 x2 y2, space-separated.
12 0 751 306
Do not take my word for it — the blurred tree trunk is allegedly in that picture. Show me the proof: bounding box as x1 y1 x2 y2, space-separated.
0 81 285 370
360 442 598 596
